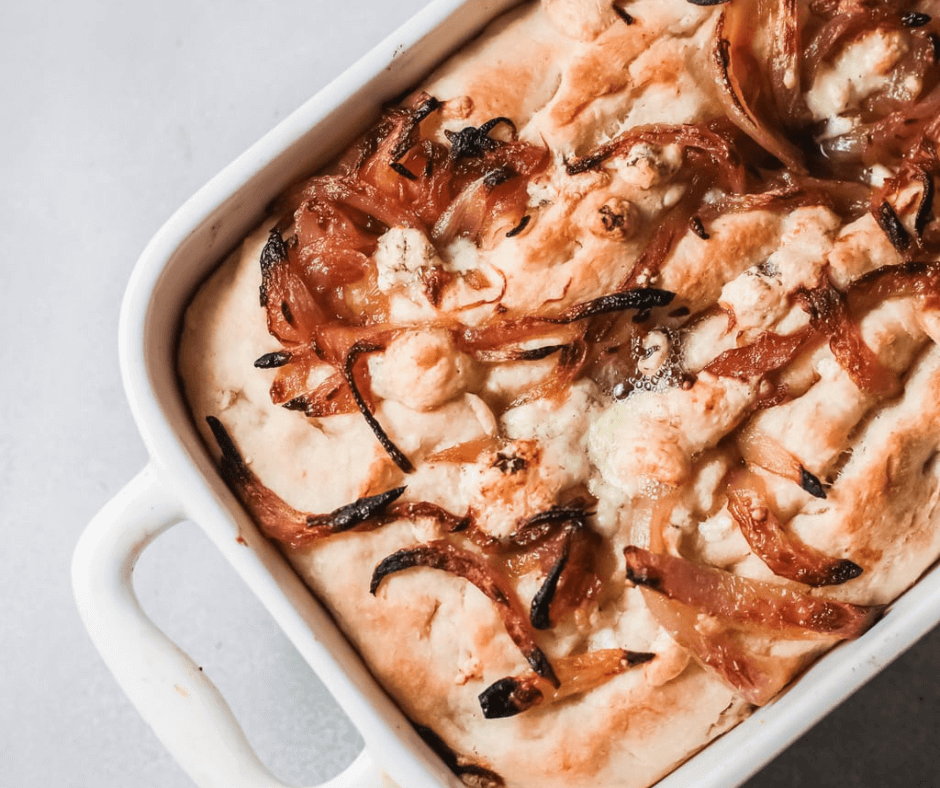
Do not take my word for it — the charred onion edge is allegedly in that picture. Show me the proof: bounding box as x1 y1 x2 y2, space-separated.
478 649 656 719
687 0 731 4
306 486 407 532
389 96 443 165
798 466 827 499
690 215 710 239
915 170 934 238
794 277 898 396
902 11 932 28
529 540 570 630
444 117 518 161
343 340 415 474
726 478 863 587
258 229 288 308
540 288 675 324
478 677 544 719
485 505 596 551
513 343 570 361
505 214 531 237
207 416 407 544
254 350 293 369
371 541 558 685
207 415 251 486
612 4 635 24
876 200 912 252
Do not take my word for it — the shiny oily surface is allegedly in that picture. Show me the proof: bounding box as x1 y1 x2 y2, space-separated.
5 1 940 787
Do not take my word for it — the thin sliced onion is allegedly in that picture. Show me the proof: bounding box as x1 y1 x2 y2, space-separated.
624 546 881 639
641 588 796 706
726 468 863 586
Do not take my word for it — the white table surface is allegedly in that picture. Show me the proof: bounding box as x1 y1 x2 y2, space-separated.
3 2 939 787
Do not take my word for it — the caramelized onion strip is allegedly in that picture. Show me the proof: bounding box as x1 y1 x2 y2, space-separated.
624 546 881 639
712 8 805 173
344 340 415 473
847 260 940 312
641 588 793 706
478 648 654 719
736 423 827 498
529 521 602 630
371 540 558 686
726 470 863 586
794 277 899 396
541 289 676 324
206 416 410 547
565 122 747 192
704 327 814 380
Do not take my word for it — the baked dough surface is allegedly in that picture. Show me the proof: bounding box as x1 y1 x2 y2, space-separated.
179 2 940 786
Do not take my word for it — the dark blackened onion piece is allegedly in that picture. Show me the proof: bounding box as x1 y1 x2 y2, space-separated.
479 648 655 719
205 422 452 548
390 161 418 181
523 506 594 526
371 540 558 686
388 95 443 165
530 542 569 630
902 11 932 27
915 171 934 239
470 505 594 553
471 342 574 364
483 166 515 189
259 229 288 307
479 677 544 719
799 466 827 499
514 343 569 361
207 415 250 485
208 416 402 547
687 0 731 4
254 351 292 369
281 300 295 327
690 215 710 239
344 340 415 474
876 200 912 251
307 486 407 532
929 31 940 64
445 117 517 161
505 214 531 238
542 288 675 324
612 4 635 24
564 123 745 190
413 95 443 123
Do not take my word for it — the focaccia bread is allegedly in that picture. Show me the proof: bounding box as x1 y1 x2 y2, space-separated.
179 1 940 786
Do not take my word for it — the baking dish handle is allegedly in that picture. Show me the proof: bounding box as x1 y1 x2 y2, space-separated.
72 464 383 788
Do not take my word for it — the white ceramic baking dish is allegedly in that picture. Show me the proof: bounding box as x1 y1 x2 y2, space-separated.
71 2 940 787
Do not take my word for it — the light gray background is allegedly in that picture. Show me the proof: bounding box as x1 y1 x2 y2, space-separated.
2 2 938 787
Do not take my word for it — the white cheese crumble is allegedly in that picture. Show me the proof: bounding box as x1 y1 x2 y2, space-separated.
806 28 910 124
374 227 441 294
